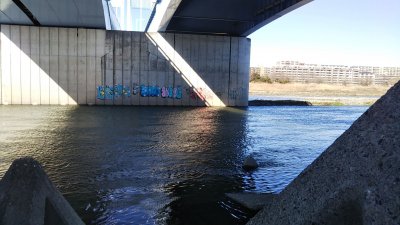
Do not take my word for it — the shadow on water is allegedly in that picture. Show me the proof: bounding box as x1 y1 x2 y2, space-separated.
0 106 255 225
0 105 367 224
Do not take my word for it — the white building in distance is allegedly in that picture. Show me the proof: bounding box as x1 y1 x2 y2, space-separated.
251 61 400 85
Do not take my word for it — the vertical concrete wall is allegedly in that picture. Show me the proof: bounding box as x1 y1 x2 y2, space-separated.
0 25 250 106
0 25 105 105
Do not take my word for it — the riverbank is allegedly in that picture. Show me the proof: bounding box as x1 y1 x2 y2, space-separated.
249 83 393 106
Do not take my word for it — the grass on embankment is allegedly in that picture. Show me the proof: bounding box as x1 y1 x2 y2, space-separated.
249 82 393 106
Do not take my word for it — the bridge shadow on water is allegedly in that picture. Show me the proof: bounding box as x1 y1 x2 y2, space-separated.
0 106 256 225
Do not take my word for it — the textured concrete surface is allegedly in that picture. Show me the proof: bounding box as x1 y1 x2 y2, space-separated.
0 157 84 225
0 24 250 106
247 81 400 225
226 193 275 211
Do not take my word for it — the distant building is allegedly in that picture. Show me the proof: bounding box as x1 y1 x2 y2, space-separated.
252 61 400 85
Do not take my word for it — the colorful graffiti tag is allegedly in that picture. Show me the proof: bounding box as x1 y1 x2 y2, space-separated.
97 84 182 100
97 85 131 100
140 85 182 99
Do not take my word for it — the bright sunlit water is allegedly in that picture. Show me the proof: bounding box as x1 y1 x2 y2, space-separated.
0 105 367 225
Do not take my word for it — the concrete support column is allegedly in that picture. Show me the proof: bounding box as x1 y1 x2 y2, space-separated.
0 25 250 106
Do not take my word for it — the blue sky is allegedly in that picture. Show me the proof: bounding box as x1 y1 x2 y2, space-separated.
249 0 400 67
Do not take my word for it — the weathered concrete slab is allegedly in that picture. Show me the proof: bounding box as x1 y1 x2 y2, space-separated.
1 25 251 106
20 26 31 105
0 157 84 225
49 28 60 105
39 27 50 105
86 29 96 105
226 192 275 211
77 29 87 105
10 26 21 105
58 28 69 105
95 29 105 106
1 25 12 105
68 28 78 105
247 81 400 224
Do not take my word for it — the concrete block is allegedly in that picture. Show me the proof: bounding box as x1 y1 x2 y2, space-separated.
104 68 113 106
214 36 223 73
236 38 250 107
78 29 87 57
77 57 87 105
160 33 174 106
58 28 69 105
140 33 149 72
77 29 87 105
114 31 123 56
49 28 59 105
131 71 140 105
139 33 149 105
214 36 227 106
188 34 199 106
220 36 231 106
29 26 41 105
104 31 114 58
147 71 157 106
198 35 207 73
0 27 251 107
172 33 182 106
95 30 105 105
180 34 191 106
156 70 166 106
114 32 123 72
67 29 78 105
131 33 140 105
122 70 131 105
206 35 215 74
10 26 21 104
228 37 239 106
1 25 12 105
20 26 31 104
138 70 148 105
86 29 96 57
86 29 97 105
0 157 85 225
122 32 132 71
226 193 275 211
114 69 123 105
86 56 96 105
205 35 217 106
247 81 400 225
39 27 50 105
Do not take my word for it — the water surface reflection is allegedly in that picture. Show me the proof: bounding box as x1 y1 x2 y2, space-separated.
0 106 367 224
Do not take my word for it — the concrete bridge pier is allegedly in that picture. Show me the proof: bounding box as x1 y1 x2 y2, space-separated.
0 25 250 107
0 157 85 225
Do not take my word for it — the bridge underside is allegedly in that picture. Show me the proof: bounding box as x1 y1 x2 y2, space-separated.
1 0 312 36
164 0 312 36
0 0 105 28
0 0 311 106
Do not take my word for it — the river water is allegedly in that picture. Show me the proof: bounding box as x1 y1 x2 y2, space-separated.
0 105 367 225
